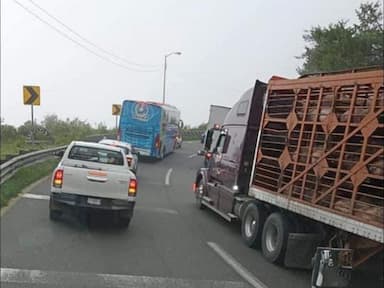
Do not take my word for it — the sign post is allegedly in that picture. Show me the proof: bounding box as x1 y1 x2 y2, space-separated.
23 86 40 145
112 104 122 130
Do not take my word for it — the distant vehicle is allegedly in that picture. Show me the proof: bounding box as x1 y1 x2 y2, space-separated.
194 68 384 287
175 134 182 149
50 141 137 227
118 100 183 159
199 105 231 166
98 139 139 174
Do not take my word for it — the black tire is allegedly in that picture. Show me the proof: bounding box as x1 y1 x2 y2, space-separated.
118 216 131 228
160 147 165 159
49 198 62 221
195 179 205 210
261 212 293 264
241 203 267 248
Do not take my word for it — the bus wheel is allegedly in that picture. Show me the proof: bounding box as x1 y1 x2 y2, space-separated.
261 212 293 264
241 202 266 248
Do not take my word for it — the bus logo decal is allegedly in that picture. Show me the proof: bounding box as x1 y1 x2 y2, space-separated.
132 102 149 121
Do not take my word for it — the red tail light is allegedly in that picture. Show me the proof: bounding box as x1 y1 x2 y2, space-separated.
155 134 161 149
126 156 132 166
53 169 64 188
128 179 137 196
192 183 197 191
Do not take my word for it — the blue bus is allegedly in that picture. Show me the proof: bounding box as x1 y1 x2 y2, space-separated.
118 100 182 159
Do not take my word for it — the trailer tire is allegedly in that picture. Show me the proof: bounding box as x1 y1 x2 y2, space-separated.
261 212 293 264
241 203 267 248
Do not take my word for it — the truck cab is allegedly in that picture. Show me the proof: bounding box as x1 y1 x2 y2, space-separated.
195 80 267 217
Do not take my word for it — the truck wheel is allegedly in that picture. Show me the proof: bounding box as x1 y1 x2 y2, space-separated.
241 203 266 248
195 180 205 210
49 199 62 221
261 212 293 264
118 217 131 228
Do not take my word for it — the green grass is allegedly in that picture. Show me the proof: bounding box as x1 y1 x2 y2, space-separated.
0 142 55 160
0 158 59 208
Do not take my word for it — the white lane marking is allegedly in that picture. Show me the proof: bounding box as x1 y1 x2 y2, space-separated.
0 268 249 288
207 242 269 288
188 153 197 158
22 193 50 200
165 168 173 186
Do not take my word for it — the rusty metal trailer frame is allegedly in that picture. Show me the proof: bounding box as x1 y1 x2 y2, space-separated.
249 69 384 244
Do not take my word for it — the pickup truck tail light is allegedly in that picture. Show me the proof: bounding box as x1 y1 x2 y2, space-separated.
126 156 133 166
128 179 137 196
53 169 64 188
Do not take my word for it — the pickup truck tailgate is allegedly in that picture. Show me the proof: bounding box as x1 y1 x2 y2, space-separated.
60 161 132 200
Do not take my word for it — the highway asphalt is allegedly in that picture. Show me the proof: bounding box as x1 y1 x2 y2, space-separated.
0 141 382 288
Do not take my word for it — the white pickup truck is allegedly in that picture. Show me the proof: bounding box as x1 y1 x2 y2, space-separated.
49 141 137 227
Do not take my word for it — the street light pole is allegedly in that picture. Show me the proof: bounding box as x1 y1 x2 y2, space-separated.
162 55 167 104
162 51 181 104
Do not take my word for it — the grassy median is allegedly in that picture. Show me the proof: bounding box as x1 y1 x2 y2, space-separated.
0 159 59 208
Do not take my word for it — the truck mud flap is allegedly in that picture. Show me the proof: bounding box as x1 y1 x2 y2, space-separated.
311 247 352 288
284 233 322 269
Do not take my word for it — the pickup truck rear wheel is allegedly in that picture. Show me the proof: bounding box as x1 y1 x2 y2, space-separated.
241 203 266 248
118 217 131 228
261 212 293 264
49 199 62 221
118 210 131 228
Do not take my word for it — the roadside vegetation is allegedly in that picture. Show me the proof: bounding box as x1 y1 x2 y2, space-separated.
1 114 207 161
0 158 59 208
0 114 116 161
182 123 207 141
297 1 383 74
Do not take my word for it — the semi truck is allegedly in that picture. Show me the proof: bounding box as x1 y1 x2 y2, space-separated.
200 105 231 166
193 68 383 287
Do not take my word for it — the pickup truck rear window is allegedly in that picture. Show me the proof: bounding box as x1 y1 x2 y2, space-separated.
68 146 124 166
118 146 130 155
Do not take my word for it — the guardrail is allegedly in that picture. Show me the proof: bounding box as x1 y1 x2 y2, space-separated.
182 129 205 140
0 146 67 185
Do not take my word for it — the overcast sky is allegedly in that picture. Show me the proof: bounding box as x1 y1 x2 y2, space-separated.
1 0 367 128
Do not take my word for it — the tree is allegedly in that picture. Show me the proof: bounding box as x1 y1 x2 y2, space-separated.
297 1 383 74
1 124 18 143
197 122 208 130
